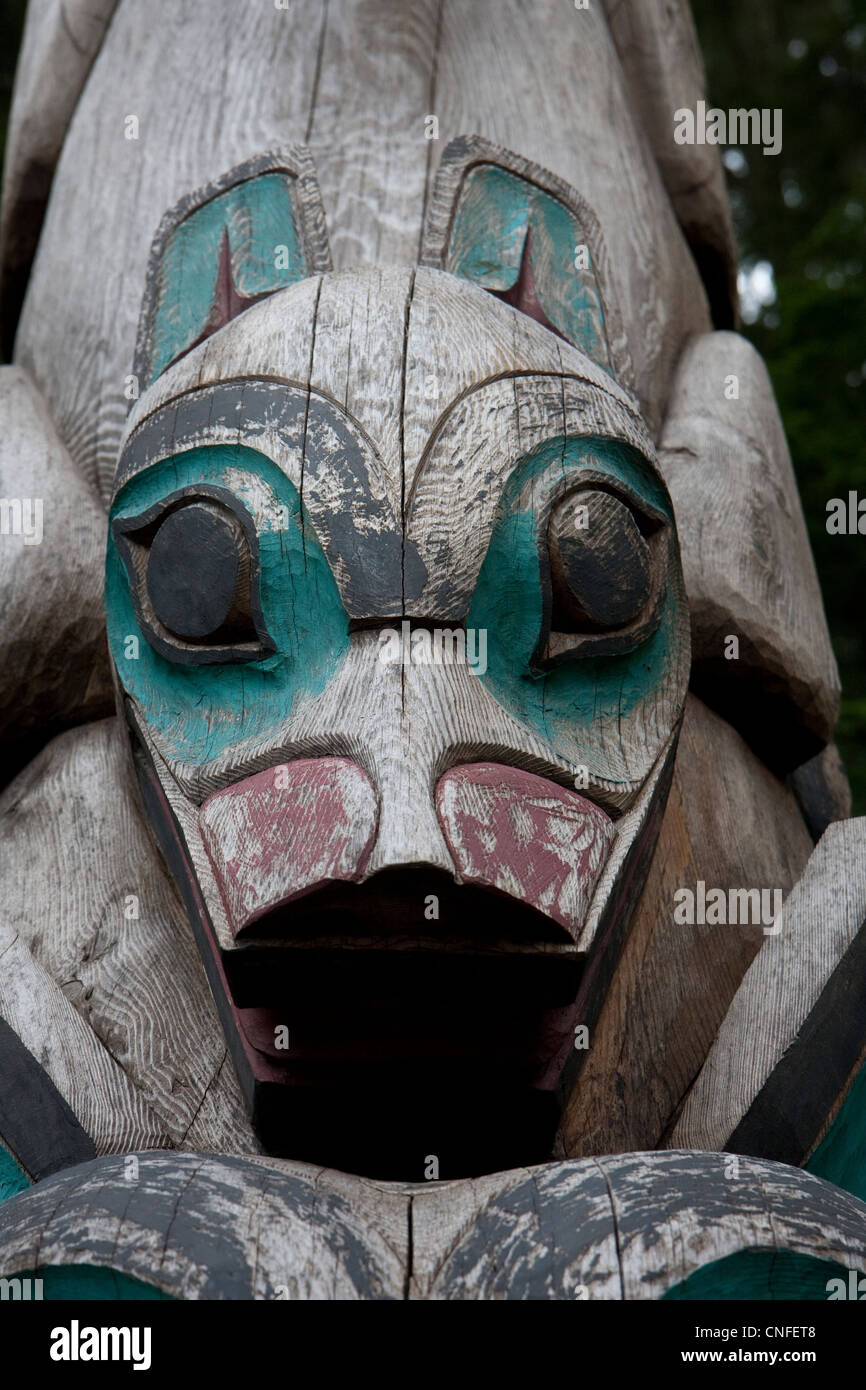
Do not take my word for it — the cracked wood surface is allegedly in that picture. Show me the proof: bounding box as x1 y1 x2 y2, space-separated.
9 0 709 503
0 703 815 1169
1 1149 865 1300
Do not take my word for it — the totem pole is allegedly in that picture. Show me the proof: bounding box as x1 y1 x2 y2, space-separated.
0 0 863 1302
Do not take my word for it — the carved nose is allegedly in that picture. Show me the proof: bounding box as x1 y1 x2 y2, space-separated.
436 763 615 942
199 750 615 947
199 758 378 937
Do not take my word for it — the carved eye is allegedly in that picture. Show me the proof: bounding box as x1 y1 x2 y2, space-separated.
113 487 275 665
549 490 651 630
539 487 667 666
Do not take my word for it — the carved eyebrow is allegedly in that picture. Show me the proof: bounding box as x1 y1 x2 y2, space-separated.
115 381 417 621
420 135 631 387
134 148 332 392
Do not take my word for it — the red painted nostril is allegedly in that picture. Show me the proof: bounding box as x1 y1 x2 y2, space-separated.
435 762 615 941
199 758 378 937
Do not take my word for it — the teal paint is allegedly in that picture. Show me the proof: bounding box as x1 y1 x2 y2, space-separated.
662 1248 855 1301
466 436 681 782
149 173 306 384
447 164 608 366
0 1142 29 1203
106 445 350 767
449 165 530 288
806 1057 866 1203
9 1265 173 1300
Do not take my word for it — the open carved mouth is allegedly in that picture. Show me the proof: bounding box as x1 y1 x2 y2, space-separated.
228 869 585 1176
132 732 622 1176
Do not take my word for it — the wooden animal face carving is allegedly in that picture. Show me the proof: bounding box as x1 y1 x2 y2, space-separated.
104 142 690 1176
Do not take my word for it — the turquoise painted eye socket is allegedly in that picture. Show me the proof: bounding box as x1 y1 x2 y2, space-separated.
105 443 351 768
465 435 688 783
113 485 275 665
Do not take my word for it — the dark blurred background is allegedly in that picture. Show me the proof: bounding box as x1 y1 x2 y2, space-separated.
0 0 863 805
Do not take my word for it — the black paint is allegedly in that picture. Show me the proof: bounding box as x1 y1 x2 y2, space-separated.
0 1017 96 1181
147 503 242 640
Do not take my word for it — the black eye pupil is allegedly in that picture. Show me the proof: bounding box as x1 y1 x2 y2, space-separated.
147 503 241 640
549 489 652 631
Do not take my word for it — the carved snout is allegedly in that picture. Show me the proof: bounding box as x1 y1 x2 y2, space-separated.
199 754 614 944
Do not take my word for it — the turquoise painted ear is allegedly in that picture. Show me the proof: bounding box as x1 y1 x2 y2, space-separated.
134 149 331 390
421 136 627 380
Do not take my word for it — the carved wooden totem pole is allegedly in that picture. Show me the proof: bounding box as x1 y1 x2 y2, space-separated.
0 0 864 1302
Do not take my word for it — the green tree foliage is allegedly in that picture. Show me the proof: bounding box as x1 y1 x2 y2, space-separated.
692 0 866 809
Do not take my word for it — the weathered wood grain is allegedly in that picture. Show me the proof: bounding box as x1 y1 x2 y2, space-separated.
0 925 167 1161
670 818 866 1163
13 0 712 504
414 1151 866 1300
0 366 113 761
658 330 840 772
304 0 441 270
199 758 379 937
556 693 813 1159
3 1149 864 1300
0 0 118 351
121 265 642 532
0 716 259 1155
601 0 738 328
128 628 631 944
132 147 333 392
0 1152 409 1300
426 0 712 439
419 133 635 391
14 0 328 501
0 1017 97 1180
436 763 615 943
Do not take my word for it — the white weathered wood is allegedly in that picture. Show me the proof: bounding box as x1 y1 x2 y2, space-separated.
131 628 646 962
122 266 643 525
601 0 738 326
557 693 814 1158
14 0 712 504
425 0 712 439
419 133 636 393
2 1148 865 1299
0 921 167 1158
0 366 113 743
0 717 259 1154
670 818 866 1157
415 1152 866 1299
0 1152 409 1300
0 0 118 346
305 0 441 271
658 330 840 770
14 0 328 501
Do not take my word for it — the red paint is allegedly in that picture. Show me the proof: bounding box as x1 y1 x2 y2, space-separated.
200 758 378 937
492 229 567 341
436 762 614 942
167 228 272 373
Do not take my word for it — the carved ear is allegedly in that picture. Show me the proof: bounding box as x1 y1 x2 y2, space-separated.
133 148 332 391
420 134 632 388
